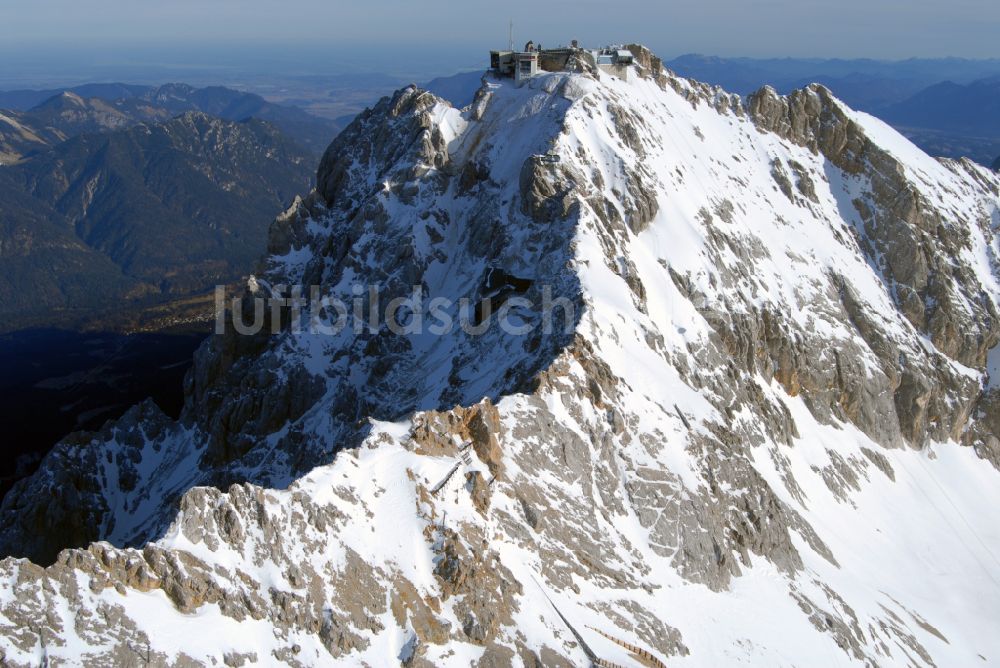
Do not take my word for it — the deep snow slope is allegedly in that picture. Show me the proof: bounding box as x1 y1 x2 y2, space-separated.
1 46 1000 667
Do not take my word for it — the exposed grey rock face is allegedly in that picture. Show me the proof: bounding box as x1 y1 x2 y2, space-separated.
1 48 999 667
747 83 1000 451
750 85 998 362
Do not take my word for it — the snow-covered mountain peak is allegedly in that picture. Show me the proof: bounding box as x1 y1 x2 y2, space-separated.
2 46 1000 666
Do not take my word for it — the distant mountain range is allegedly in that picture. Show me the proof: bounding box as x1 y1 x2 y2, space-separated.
663 54 1000 105
0 81 346 329
0 111 313 329
879 78 1000 137
0 83 151 111
0 83 341 159
1 93 142 162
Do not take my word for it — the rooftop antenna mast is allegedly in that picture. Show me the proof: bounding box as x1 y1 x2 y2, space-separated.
508 19 513 51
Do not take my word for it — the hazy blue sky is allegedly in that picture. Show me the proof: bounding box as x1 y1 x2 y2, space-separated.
1 0 997 60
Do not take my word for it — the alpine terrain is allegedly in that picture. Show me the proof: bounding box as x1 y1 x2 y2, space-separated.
0 112 313 329
1 45 999 666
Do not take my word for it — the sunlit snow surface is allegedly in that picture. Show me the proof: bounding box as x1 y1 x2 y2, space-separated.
2 67 1000 667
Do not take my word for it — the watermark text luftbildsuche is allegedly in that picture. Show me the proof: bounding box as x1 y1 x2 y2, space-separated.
214 282 576 338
